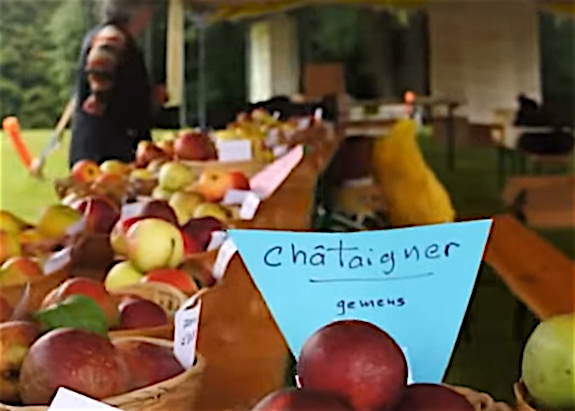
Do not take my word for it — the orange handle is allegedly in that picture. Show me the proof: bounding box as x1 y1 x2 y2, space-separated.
2 117 33 169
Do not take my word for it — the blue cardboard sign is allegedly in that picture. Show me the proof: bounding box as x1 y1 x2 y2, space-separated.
228 220 492 383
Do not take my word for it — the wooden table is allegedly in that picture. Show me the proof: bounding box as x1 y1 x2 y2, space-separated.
502 175 575 229
195 135 339 411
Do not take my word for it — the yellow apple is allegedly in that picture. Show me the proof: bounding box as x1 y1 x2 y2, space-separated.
0 230 22 265
0 211 27 234
168 191 204 225
152 186 174 201
100 159 130 176
129 168 155 181
192 203 233 223
126 218 184 272
104 261 144 291
36 205 83 238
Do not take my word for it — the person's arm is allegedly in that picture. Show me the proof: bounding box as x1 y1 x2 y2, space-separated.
82 25 127 116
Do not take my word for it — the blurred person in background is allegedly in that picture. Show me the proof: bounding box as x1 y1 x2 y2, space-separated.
69 0 167 168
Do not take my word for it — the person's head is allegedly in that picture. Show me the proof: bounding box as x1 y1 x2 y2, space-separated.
101 0 155 37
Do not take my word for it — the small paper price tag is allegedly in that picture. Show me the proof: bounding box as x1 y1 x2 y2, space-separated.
207 230 228 252
266 129 280 147
272 145 288 158
212 238 238 281
240 192 261 220
314 108 323 121
222 189 251 206
216 139 253 162
48 387 118 410
174 296 202 370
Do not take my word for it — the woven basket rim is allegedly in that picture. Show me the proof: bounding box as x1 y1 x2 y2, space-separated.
105 336 205 407
109 281 188 304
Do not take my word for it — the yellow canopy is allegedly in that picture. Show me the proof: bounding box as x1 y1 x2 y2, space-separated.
184 0 574 21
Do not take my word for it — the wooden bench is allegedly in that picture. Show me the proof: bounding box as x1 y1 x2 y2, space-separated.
484 214 575 325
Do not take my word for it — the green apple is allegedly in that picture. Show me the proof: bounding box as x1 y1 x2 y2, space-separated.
158 162 196 192
168 191 204 225
126 218 184 272
104 261 144 291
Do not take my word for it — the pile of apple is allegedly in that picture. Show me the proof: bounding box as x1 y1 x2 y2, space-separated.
0 321 186 406
252 320 475 411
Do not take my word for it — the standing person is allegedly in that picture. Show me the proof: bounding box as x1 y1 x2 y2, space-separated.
69 0 165 168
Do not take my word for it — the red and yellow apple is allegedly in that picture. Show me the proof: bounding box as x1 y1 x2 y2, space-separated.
141 268 198 295
157 140 175 157
109 216 143 256
135 141 168 168
196 169 250 202
174 130 217 161
71 159 101 184
0 256 43 286
83 196 121 234
126 218 184 272
181 230 203 256
41 278 119 327
0 321 42 403
19 328 131 404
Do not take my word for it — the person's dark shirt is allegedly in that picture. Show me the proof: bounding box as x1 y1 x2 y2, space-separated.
69 23 153 168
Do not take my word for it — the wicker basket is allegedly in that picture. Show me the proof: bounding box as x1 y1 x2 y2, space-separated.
0 337 205 411
513 381 555 411
109 282 188 339
446 385 514 411
0 269 71 314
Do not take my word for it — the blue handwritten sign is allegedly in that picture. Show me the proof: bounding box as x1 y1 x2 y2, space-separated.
228 220 492 383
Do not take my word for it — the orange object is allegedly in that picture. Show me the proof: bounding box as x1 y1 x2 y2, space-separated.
404 91 416 105
2 117 33 169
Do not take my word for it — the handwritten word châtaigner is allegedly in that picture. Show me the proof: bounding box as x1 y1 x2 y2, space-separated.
262 239 461 277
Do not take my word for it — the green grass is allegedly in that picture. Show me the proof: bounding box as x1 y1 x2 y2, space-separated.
1 129 573 404
0 130 71 223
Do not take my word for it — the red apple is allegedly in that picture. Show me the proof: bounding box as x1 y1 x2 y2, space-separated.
114 340 184 390
251 388 353 411
71 159 101 184
19 328 130 404
0 321 42 403
297 320 408 411
0 296 13 322
181 217 224 250
84 196 121 234
174 130 217 161
196 169 250 203
120 199 179 227
182 231 203 256
142 268 198 295
41 278 119 327
118 297 168 330
394 384 474 411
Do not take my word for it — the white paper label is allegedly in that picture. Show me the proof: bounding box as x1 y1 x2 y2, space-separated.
272 145 288 158
222 189 252 206
216 139 253 162
207 230 228 252
266 129 280 147
401 346 414 384
296 117 312 130
273 111 281 120
212 238 238 280
174 296 202 370
314 108 323 121
240 192 261 220
48 388 118 410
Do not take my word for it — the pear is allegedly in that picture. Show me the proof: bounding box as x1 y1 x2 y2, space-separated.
36 205 82 238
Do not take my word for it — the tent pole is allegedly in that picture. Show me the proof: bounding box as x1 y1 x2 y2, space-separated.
197 13 207 130
179 14 188 128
